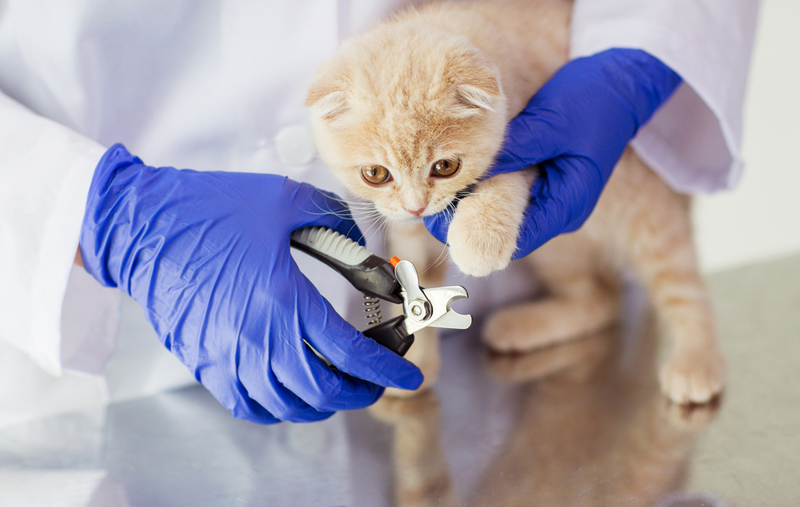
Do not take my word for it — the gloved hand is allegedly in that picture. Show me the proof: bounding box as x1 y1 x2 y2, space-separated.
80 144 422 424
425 49 681 258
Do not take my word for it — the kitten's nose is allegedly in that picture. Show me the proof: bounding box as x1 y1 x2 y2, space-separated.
406 206 427 216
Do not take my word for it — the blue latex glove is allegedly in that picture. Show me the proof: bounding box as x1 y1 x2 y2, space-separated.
425 49 681 258
80 144 423 424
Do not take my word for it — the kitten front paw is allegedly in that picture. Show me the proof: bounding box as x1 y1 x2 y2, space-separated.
659 347 725 404
446 196 518 277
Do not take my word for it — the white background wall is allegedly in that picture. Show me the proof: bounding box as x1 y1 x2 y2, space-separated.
694 0 800 274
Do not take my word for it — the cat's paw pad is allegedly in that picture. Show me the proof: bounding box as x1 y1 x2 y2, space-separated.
446 199 517 277
659 348 725 405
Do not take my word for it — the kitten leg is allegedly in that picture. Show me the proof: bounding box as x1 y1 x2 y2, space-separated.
630 216 724 405
483 233 620 351
383 222 448 398
603 151 724 404
446 170 534 277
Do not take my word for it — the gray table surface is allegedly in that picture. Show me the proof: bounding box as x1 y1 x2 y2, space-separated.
1 253 798 506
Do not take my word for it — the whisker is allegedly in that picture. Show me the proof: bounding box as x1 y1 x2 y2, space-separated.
357 212 388 245
421 241 449 275
459 191 515 207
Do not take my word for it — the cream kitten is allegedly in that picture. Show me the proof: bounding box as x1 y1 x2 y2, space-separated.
305 0 724 404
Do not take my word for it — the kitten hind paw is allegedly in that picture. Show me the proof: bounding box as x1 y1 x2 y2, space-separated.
659 347 725 405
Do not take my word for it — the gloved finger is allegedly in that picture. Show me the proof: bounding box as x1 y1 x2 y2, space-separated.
198 358 304 425
510 159 601 258
238 339 337 423
423 210 450 245
233 405 284 425
292 182 366 246
485 105 567 178
292 268 424 391
219 388 283 425
511 191 565 259
270 334 385 412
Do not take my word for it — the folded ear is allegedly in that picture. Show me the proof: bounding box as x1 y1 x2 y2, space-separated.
455 83 500 113
305 81 349 121
451 61 503 117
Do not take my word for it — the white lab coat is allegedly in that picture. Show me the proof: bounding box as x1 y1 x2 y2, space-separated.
0 0 758 428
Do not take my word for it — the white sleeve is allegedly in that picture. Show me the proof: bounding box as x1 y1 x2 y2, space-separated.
0 89 111 376
571 0 760 193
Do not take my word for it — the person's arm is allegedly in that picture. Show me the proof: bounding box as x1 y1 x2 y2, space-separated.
2 86 421 423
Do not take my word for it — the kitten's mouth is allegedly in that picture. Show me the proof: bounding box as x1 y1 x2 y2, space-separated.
380 185 477 222
378 209 425 223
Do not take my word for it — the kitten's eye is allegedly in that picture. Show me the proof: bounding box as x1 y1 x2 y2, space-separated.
431 158 460 178
361 165 392 185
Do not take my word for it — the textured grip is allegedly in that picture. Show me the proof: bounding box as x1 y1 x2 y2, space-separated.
291 226 410 356
291 226 370 266
363 316 414 356
291 226 403 304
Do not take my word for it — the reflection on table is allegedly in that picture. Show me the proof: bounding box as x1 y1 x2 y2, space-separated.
3 285 764 507
364 313 721 507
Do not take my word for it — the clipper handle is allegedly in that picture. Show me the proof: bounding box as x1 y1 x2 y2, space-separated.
291 226 411 356
363 316 414 356
290 227 402 304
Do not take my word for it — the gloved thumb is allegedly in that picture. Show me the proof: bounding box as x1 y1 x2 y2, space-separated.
487 103 567 178
294 265 424 392
511 158 602 257
423 211 450 245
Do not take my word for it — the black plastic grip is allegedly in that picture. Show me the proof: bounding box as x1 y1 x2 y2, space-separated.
291 237 403 304
290 227 411 356
363 316 415 357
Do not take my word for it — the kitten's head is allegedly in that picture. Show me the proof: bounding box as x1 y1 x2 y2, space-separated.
306 22 507 221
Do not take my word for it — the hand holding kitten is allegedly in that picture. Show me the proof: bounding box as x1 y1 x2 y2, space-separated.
425 49 682 262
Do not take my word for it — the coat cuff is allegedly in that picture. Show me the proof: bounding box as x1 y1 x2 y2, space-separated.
0 91 109 375
570 1 758 192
